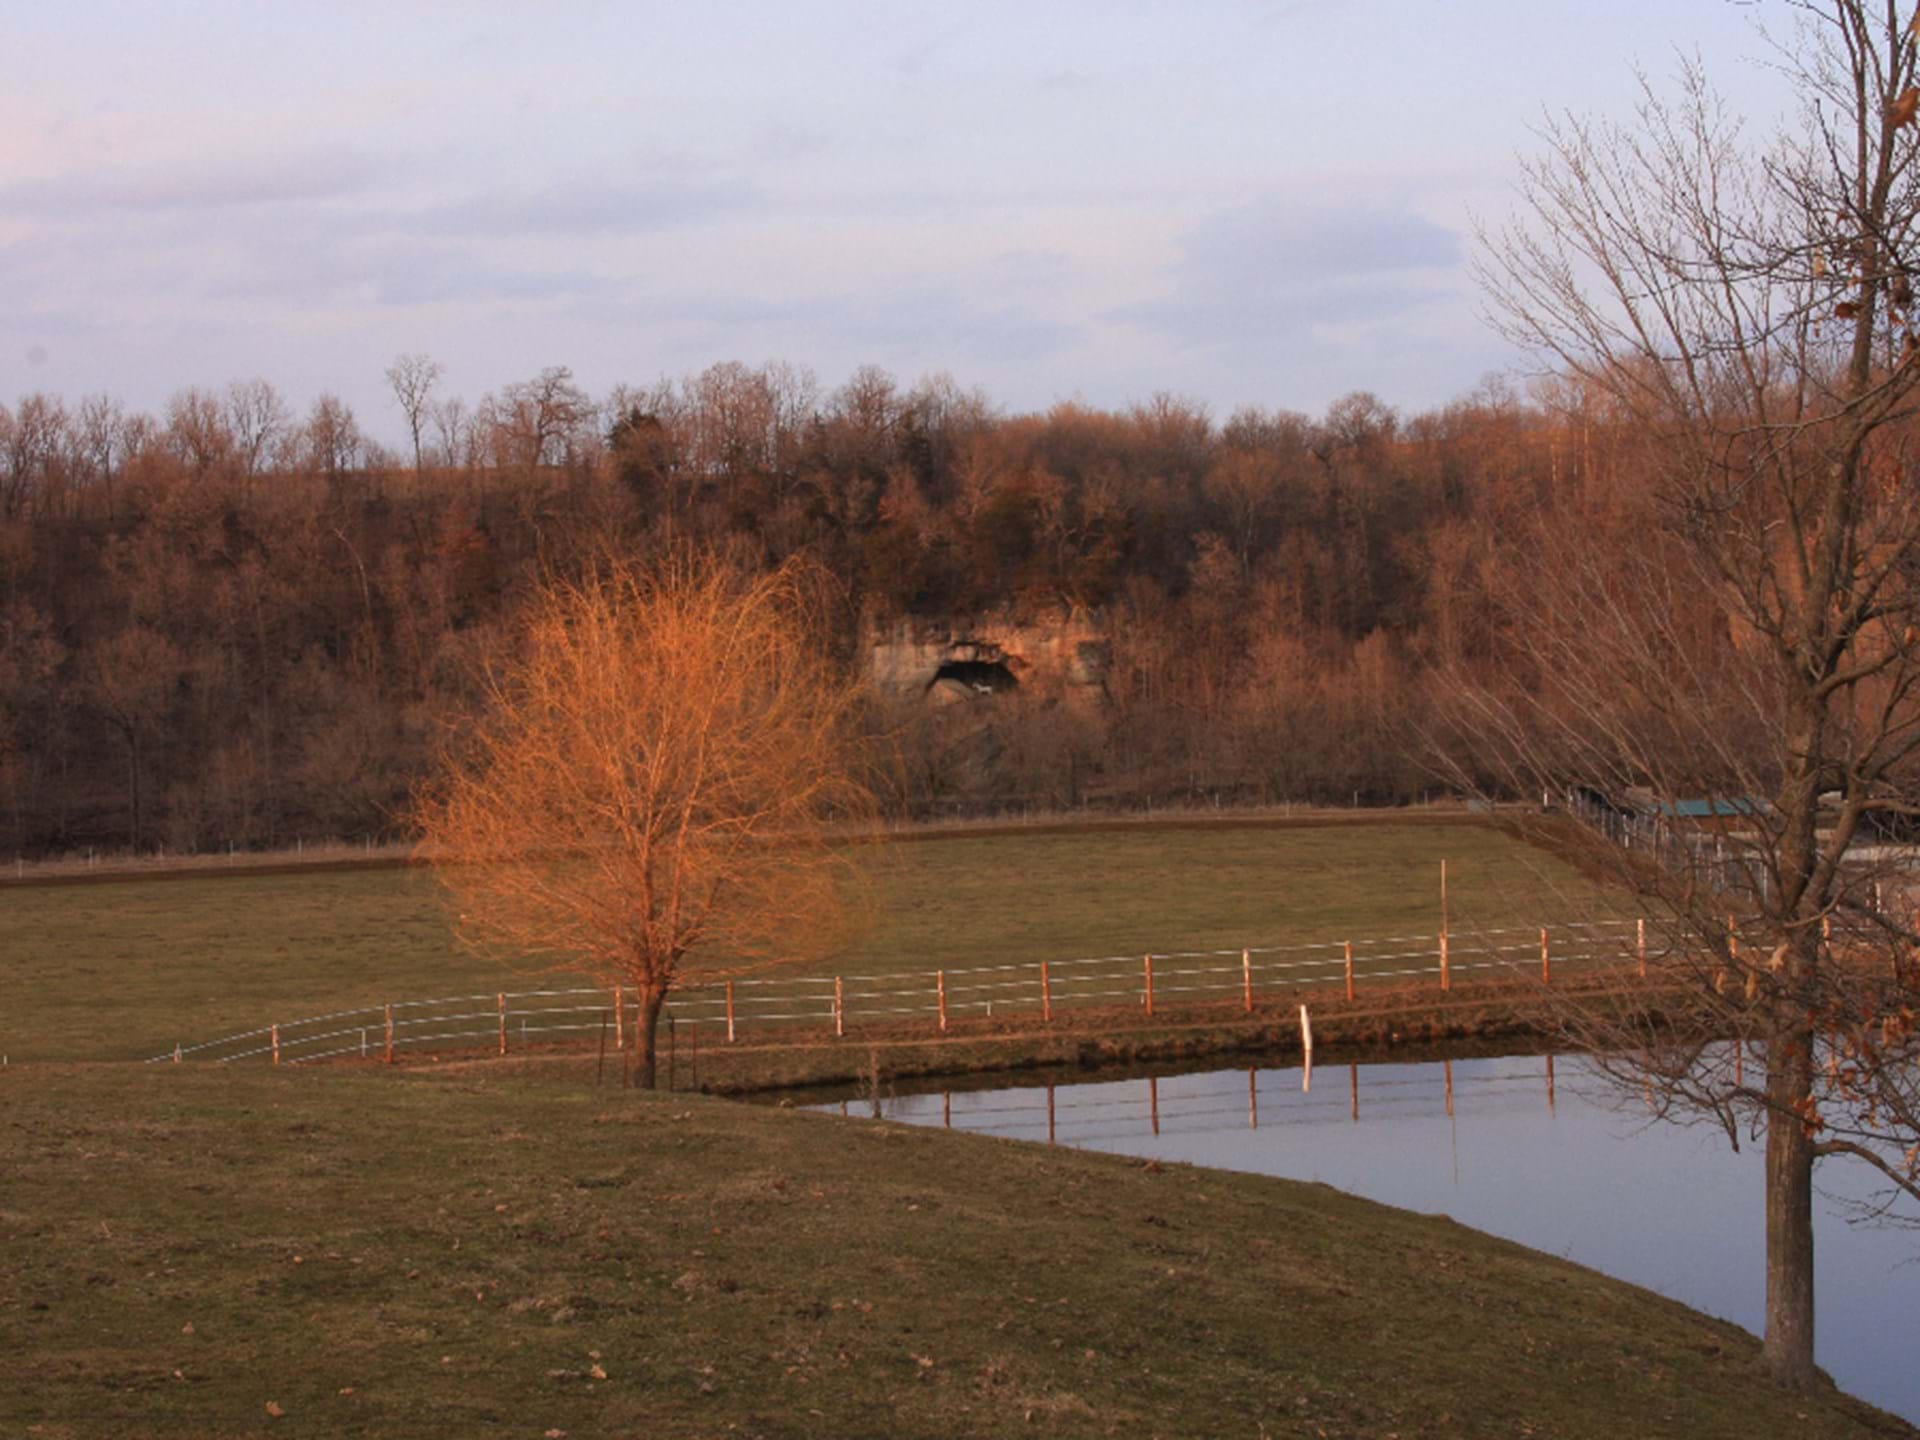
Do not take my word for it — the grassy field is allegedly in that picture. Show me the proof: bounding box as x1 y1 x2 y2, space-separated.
1 820 1627 1062
3 1062 1905 1440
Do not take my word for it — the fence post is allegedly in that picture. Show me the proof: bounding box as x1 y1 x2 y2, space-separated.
173 1042 181 1064
726 981 736 1044
1143 954 1155 1017
1299 1004 1313 1092
937 970 948 1032
1040 961 1052 1023
1242 948 1253 1012
1344 940 1354 1002
614 987 624 1053
497 993 506 1055
384 1004 393 1064
1637 918 1647 979
833 977 844 1039
271 1024 280 1067
691 1025 698 1089
1540 927 1550 985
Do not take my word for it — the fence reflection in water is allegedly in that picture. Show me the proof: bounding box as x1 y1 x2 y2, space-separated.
852 1055 1578 1150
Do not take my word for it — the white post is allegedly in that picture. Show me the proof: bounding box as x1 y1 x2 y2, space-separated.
1299 1004 1314 1092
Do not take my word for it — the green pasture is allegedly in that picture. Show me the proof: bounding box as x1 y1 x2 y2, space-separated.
1 1064 1896 1440
1 819 1628 1062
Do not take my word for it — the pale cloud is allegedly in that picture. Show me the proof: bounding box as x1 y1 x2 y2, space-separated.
417 176 762 238
983 249 1078 291
584 274 1082 371
0 0 1804 428
1113 198 1464 349
0 147 379 216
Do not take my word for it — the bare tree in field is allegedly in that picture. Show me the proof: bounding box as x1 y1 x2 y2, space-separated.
385 354 442 475
413 554 877 1088
1469 0 1920 1390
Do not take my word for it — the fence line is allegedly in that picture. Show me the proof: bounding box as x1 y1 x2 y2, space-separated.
149 917 1656 1067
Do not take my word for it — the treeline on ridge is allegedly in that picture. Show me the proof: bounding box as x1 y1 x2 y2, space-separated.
0 360 1649 855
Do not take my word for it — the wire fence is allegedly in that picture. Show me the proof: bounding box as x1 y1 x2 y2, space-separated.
149 917 1648 1067
1565 790 1785 903
1561 791 1920 939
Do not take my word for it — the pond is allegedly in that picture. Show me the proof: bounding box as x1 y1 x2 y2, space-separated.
812 1050 1919 1423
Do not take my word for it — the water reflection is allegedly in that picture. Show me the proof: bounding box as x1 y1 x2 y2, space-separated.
818 1052 1918 1423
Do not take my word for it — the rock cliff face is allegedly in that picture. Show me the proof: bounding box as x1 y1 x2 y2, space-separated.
864 610 1109 704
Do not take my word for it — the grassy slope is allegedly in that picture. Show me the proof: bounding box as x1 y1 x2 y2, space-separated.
4 1065 1906 1440
3 820 1624 1061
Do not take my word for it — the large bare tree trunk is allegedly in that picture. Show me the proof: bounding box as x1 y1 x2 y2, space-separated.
1762 1026 1817 1389
1467 5 1920 1398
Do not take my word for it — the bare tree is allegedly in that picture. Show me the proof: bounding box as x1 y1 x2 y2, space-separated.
0 394 68 520
484 366 594 471
304 394 363 481
1471 1 1920 1390
73 394 127 514
164 387 234 477
413 554 876 1087
79 625 185 850
429 394 472 470
226 378 290 483
385 354 443 474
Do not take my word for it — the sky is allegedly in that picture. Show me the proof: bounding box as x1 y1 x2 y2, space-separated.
1 1 1800 444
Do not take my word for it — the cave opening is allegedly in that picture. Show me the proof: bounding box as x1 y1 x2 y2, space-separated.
929 659 1018 695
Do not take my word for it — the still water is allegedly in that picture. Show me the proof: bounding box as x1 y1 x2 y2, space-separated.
817 1053 1918 1422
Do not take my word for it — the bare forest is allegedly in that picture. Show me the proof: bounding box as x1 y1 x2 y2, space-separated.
0 361 1640 855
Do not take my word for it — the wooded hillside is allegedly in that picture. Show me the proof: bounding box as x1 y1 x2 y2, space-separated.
0 362 1647 853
